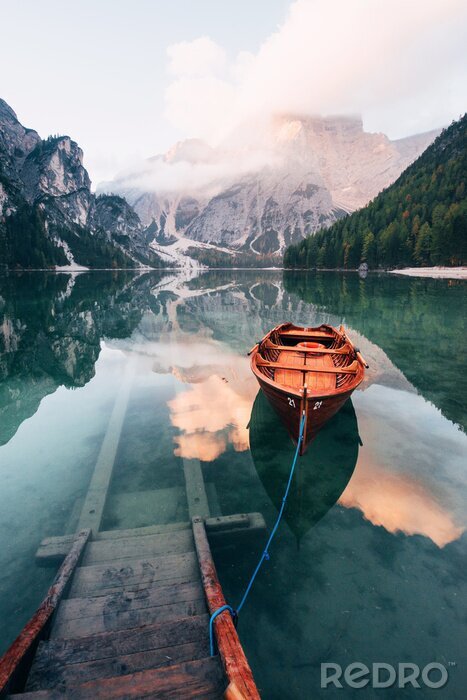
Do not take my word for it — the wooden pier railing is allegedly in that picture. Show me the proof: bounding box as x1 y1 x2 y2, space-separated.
0 529 91 698
192 517 261 700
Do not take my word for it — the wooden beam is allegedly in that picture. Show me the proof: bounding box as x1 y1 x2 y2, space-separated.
0 529 91 697
183 461 210 519
263 342 351 355
192 517 261 700
35 516 265 566
77 364 134 534
256 359 358 374
206 513 266 547
205 514 251 533
36 523 192 567
35 534 76 567
279 329 334 339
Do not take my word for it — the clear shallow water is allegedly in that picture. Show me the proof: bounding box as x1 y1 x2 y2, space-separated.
0 270 465 698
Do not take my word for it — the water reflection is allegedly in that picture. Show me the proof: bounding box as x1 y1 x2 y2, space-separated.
249 391 360 543
0 269 466 698
169 374 252 460
0 272 161 446
283 271 467 432
340 384 466 548
340 449 464 548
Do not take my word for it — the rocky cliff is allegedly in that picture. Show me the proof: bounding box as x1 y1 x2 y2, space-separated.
0 99 162 269
105 115 440 262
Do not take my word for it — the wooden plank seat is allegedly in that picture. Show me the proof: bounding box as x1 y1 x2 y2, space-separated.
256 358 359 374
262 340 352 355
279 329 335 339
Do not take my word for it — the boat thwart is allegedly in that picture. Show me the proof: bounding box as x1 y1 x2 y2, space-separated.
250 323 368 454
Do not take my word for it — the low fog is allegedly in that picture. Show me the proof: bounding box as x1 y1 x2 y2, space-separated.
104 0 466 193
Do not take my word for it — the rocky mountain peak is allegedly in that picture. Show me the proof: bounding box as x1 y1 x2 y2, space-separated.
27 135 91 199
0 98 19 123
106 113 441 262
0 100 40 182
0 98 163 269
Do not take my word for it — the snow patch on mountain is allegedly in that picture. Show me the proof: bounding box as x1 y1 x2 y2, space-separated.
103 114 440 258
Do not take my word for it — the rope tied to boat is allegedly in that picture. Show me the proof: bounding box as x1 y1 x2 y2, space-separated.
209 605 238 656
209 411 306 655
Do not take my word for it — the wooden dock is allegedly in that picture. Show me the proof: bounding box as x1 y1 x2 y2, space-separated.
0 369 263 698
0 517 260 698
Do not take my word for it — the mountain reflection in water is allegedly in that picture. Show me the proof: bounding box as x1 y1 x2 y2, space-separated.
0 269 466 698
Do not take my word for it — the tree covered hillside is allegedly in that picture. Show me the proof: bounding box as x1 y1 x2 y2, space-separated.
284 114 466 269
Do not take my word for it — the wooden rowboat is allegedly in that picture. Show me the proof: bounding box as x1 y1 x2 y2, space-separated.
249 323 368 454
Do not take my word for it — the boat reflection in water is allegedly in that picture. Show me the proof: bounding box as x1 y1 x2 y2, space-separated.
249 390 360 544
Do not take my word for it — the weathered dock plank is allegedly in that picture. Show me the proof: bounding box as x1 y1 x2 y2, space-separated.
67 552 199 599
35 536 76 567
32 616 210 668
16 656 225 698
36 523 193 567
26 639 211 691
54 581 204 623
36 515 265 566
52 598 207 639
81 529 194 565
95 522 190 540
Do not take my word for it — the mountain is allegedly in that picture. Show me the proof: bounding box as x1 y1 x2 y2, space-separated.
284 114 466 269
103 115 440 265
0 99 163 269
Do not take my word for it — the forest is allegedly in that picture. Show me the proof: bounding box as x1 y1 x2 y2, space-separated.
284 114 466 269
186 246 282 268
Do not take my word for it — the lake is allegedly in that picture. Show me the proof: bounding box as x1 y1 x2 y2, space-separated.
0 269 465 698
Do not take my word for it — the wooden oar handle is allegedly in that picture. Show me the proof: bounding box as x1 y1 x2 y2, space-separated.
247 343 259 356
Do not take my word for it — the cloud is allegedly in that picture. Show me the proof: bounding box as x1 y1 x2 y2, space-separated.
109 144 281 195
339 452 464 548
167 36 227 78
164 0 467 142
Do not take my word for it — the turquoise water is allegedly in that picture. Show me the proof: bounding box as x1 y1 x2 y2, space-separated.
0 270 465 698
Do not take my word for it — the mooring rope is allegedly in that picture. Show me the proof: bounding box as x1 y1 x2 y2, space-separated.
209 411 306 656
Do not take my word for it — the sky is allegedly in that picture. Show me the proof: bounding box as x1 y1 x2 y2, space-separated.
0 0 466 186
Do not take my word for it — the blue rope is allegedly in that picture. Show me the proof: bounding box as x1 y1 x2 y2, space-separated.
236 411 306 612
209 605 236 656
209 411 306 655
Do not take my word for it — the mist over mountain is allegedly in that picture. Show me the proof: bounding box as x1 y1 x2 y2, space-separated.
284 113 467 269
103 114 440 264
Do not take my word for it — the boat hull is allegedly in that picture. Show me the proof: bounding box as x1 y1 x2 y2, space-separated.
250 323 366 454
256 374 354 453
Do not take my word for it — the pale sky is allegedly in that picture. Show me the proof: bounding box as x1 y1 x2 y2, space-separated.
1 0 465 186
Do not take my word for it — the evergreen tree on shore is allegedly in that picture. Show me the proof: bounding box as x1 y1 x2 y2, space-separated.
284 114 466 269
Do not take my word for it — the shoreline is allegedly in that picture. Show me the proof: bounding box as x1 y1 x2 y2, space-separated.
388 267 467 279
1 266 466 279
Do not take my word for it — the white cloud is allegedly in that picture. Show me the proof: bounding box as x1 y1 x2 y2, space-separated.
164 0 467 142
109 146 281 196
167 36 227 77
